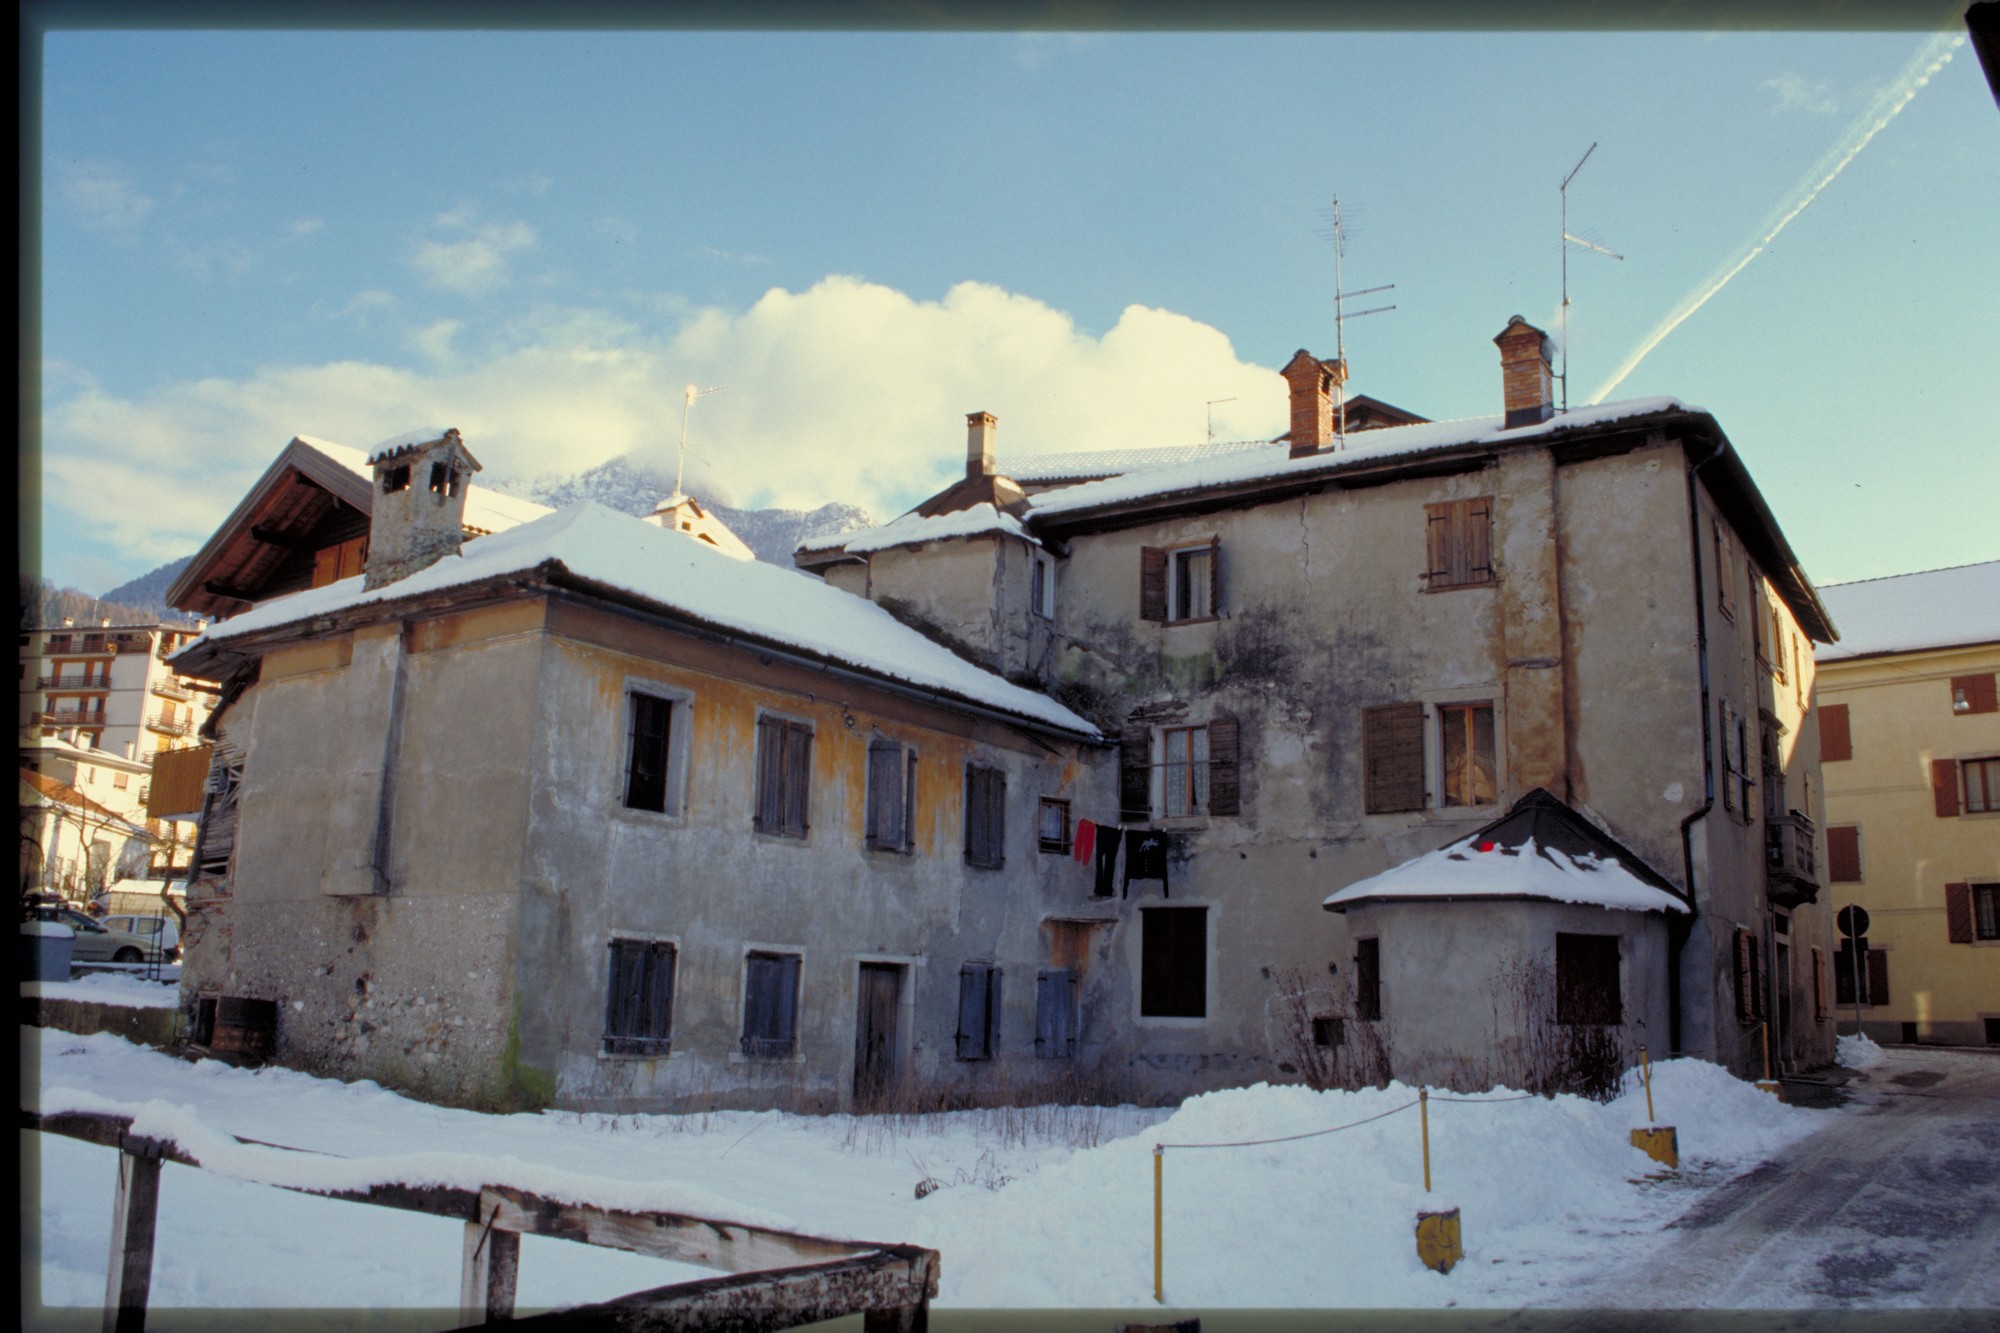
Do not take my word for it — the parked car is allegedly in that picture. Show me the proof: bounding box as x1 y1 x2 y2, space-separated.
46 909 161 965
102 914 181 962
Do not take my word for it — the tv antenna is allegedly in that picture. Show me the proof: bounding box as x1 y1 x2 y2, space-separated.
675 383 726 500
1205 397 1236 442
1559 143 1623 413
1321 195 1396 449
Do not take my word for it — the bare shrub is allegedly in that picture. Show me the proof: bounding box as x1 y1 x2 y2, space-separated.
1269 966 1394 1091
1489 950 1626 1102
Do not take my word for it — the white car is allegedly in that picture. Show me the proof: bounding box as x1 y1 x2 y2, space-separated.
46 910 160 965
102 914 181 962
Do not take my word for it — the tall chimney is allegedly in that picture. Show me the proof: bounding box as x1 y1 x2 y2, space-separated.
966 411 997 478
363 428 482 591
1282 350 1346 458
1494 316 1554 428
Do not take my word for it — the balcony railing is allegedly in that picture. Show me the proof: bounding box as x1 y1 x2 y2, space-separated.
1765 809 1819 905
35 709 107 727
146 716 195 738
151 679 193 701
37 674 106 690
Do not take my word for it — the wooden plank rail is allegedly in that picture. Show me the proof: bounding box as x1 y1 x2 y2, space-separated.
24 1107 938 1332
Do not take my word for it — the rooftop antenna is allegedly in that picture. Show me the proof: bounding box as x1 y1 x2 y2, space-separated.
1559 143 1623 413
1321 195 1396 449
675 383 726 501
1205 397 1236 443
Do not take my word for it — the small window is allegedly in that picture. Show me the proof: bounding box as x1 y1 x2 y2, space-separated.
429 461 449 494
1439 702 1497 808
741 951 802 1058
1034 968 1077 1058
382 464 411 494
1139 539 1220 623
1963 758 2000 814
1555 934 1622 1025
1030 553 1054 620
1354 937 1382 1021
1424 498 1495 591
753 717 812 838
1161 726 1210 817
1312 1016 1344 1049
623 691 675 814
956 963 1002 1060
113 774 128 789
964 765 1006 868
866 738 917 852
1037 797 1071 854
1974 886 1999 941
1140 906 1207 1018
603 938 676 1056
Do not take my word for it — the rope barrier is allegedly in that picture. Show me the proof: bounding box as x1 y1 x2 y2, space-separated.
1154 1097 1421 1152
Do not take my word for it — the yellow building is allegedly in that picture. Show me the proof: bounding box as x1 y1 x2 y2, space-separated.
1815 561 2000 1047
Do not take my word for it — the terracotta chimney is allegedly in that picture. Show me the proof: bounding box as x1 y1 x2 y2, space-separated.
1282 350 1346 458
1494 316 1554 428
966 411 997 478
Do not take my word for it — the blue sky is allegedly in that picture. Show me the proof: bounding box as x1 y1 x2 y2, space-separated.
33 23 1999 600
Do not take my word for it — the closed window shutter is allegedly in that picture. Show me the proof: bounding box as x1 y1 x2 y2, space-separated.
1932 759 1961 818
1035 968 1076 1058
1464 498 1493 583
1120 728 1152 822
1952 673 1998 714
644 942 676 1046
904 752 919 852
1865 949 1889 1007
1362 702 1426 814
1944 882 1974 944
784 724 812 834
754 718 782 832
1826 826 1861 882
1819 704 1852 762
1139 547 1168 622
1207 714 1241 817
1734 929 1754 1023
1207 535 1221 615
866 740 902 849
956 965 993 1060
1425 504 1454 583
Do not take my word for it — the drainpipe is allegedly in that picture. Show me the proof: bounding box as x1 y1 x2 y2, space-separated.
1673 433 1728 1058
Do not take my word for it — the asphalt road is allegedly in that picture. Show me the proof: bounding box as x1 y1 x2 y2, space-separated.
1580 1045 2000 1312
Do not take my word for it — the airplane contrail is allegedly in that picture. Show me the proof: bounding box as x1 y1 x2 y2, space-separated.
1587 30 1964 406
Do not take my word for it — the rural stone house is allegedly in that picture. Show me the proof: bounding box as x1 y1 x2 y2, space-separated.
171 315 1839 1111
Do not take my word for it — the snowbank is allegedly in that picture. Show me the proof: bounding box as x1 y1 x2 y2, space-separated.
1836 1032 1887 1070
24 972 181 1008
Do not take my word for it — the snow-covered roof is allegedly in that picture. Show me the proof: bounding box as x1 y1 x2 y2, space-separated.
799 502 1039 555
364 427 455 464
1031 398 1691 520
179 502 1097 739
294 435 549 533
1004 439 1278 483
1322 836 1689 915
1814 560 2000 663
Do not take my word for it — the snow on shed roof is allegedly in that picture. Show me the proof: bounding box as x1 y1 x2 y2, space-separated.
182 502 1097 739
798 502 1039 555
1813 560 2000 663
1027 397 1691 520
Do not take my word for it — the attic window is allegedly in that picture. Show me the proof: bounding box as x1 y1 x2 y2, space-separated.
382 465 411 494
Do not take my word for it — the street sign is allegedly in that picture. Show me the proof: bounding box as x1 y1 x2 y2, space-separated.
1837 905 1870 937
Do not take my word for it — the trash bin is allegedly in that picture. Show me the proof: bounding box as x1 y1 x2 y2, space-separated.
23 920 76 982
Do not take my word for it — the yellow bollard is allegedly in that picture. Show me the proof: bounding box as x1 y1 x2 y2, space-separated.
1419 1088 1431 1193
1415 1207 1462 1274
1641 1045 1656 1124
1152 1145 1164 1305
1755 1024 1786 1099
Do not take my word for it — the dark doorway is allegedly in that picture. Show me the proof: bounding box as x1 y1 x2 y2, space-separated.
1775 940 1793 1071
853 962 904 1108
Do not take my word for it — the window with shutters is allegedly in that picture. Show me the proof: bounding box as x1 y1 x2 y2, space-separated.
1555 934 1622 1026
1354 936 1382 1021
865 737 917 852
1139 538 1220 623
1362 703 1426 814
964 765 1006 868
1961 757 2000 814
1950 673 1997 715
1732 928 1764 1023
1037 797 1071 854
622 690 679 815
1975 885 1999 941
1162 726 1209 817
740 950 802 1058
1719 700 1753 816
1034 968 1077 1057
312 536 369 589
1140 906 1207 1018
602 938 676 1056
753 716 812 839
1438 702 1497 808
1122 717 1242 822
1826 825 1861 882
956 963 1002 1060
1948 882 2000 943
1424 498 1495 591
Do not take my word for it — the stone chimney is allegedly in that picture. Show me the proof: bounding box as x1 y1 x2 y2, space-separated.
362 428 482 591
1282 350 1346 458
1494 316 1554 428
966 411 997 478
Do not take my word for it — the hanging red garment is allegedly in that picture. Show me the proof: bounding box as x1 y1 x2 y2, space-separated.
1073 818 1097 864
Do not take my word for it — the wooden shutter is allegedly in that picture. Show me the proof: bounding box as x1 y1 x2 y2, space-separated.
1464 498 1493 583
1206 714 1241 817
1818 704 1851 762
1035 969 1076 1058
1354 937 1381 1021
964 766 1004 867
1944 882 1974 944
783 724 812 835
1865 949 1889 1007
956 964 996 1060
1952 673 1998 714
754 718 783 832
742 952 799 1056
193 740 245 880
338 537 367 580
604 940 676 1055
1139 547 1168 622
866 739 902 849
1120 727 1152 822
1932 759 1961 818
1207 534 1221 616
1362 702 1426 814
1734 929 1755 1022
1425 504 1454 584
311 545 340 588
1826 826 1861 882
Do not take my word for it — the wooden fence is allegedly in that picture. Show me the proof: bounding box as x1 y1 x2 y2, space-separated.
25 1108 938 1333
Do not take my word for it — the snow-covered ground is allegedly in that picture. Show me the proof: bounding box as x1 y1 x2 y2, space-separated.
24 1021 1835 1314
25 969 182 1008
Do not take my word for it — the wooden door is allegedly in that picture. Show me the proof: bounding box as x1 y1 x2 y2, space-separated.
853 963 902 1107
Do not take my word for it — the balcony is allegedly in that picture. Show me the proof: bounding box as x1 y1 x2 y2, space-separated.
151 679 193 701
146 715 195 738
36 709 106 728
1765 810 1820 907
37 673 104 690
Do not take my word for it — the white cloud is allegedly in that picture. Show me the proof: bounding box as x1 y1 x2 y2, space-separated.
291 216 325 237
1763 73 1839 115
41 277 1288 581
57 161 155 237
410 212 537 297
